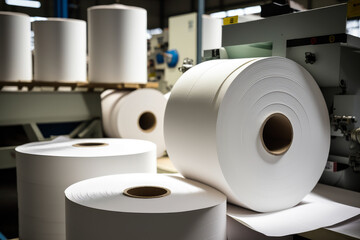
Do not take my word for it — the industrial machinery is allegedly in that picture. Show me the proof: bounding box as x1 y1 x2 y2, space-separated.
148 30 169 93
202 3 360 192
164 13 222 90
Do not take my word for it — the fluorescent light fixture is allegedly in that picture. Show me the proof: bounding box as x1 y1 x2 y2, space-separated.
211 6 261 19
210 11 227 18
6 0 41 8
227 9 245 16
147 28 163 39
347 19 360 37
147 32 152 40
30 16 47 22
244 6 261 15
149 28 163 35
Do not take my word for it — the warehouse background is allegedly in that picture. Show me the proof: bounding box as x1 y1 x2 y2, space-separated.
0 0 347 29
0 0 353 239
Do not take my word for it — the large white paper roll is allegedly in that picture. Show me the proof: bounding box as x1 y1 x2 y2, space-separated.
88 4 147 83
33 18 87 82
0 12 32 81
102 89 167 157
16 137 156 240
65 173 227 240
164 57 330 212
164 91 171 100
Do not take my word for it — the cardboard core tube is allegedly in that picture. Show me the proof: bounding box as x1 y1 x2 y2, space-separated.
138 111 156 132
261 113 293 155
72 142 108 147
123 186 171 199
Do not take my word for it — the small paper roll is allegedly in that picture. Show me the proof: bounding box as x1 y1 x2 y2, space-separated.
164 57 330 212
88 4 147 83
16 137 156 240
33 18 87 82
101 90 130 137
65 173 227 240
0 11 32 81
102 89 167 157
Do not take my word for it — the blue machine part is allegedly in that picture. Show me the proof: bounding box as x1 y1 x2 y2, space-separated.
55 0 68 18
0 232 7 240
156 53 164 64
165 49 179 68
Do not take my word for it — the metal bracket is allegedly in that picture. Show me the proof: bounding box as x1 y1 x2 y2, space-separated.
178 58 194 73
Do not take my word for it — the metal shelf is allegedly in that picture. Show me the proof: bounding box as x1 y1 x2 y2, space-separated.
0 81 158 91
0 91 104 169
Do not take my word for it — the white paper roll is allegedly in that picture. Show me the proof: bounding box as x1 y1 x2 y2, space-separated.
102 89 167 157
101 90 130 137
164 91 171 100
0 12 32 81
88 4 147 83
33 18 87 82
65 173 227 240
16 137 156 240
164 57 330 212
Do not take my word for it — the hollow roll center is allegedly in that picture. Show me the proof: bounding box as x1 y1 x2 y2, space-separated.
72 142 108 147
123 186 170 199
138 111 157 132
261 113 293 155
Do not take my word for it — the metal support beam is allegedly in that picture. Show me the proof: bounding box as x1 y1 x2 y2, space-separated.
160 0 165 29
197 0 204 63
77 119 102 138
23 123 44 142
0 91 102 126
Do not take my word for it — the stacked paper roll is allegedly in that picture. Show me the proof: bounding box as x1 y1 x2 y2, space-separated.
33 18 87 82
88 4 147 83
16 137 156 240
0 12 32 81
164 57 330 212
101 89 167 157
65 173 227 240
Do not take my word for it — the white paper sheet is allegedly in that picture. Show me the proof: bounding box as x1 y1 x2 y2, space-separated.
227 184 360 237
326 216 360 238
227 216 292 240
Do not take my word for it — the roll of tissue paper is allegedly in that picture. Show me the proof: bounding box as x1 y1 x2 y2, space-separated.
33 18 86 82
164 57 330 212
65 173 227 240
0 11 32 81
88 4 147 83
16 137 156 240
102 89 167 157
